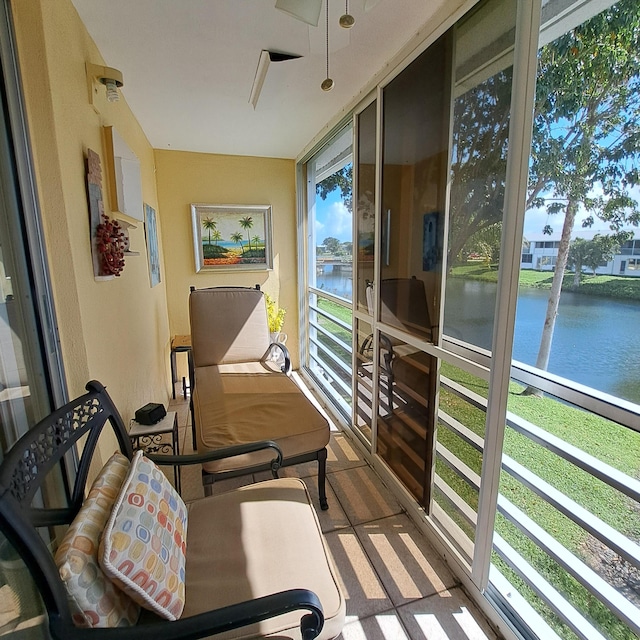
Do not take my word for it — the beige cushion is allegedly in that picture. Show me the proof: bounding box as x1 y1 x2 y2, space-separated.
99 451 188 620
182 478 345 640
54 452 140 628
193 365 330 473
190 288 270 366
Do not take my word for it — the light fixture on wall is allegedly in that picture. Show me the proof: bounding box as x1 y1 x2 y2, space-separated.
321 0 334 91
86 63 124 106
339 1 355 28
249 50 302 109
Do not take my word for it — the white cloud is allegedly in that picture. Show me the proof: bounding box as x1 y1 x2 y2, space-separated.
317 201 352 243
523 182 640 239
523 206 598 238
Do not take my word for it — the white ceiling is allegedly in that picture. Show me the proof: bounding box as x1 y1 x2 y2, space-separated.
71 0 445 159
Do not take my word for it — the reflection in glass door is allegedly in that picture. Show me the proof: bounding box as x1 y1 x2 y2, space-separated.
352 100 377 446
0 8 66 634
375 31 452 508
348 0 519 588
0 64 58 458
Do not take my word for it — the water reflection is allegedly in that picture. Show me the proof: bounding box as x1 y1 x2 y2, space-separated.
316 266 353 300
444 278 640 405
313 272 640 404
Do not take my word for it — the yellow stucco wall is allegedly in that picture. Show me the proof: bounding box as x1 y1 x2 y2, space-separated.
11 0 171 443
154 150 300 367
9 0 300 450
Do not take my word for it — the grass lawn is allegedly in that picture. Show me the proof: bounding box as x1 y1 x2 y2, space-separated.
316 298 352 354
313 298 353 403
449 262 640 301
439 361 640 639
309 290 639 638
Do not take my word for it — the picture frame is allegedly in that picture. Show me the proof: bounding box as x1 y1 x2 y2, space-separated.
422 212 438 271
144 203 161 287
103 126 143 221
191 204 273 272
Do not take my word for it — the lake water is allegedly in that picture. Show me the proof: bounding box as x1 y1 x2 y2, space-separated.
316 268 353 299
316 269 640 406
445 278 640 406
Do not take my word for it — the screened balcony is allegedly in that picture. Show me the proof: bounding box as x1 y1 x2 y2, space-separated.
276 326 640 640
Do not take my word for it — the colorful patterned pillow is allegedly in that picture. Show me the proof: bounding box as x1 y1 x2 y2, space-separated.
55 452 140 628
99 450 188 620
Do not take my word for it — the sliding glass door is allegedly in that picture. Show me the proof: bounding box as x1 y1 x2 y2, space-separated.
303 0 519 573
0 4 66 635
302 0 522 613
350 0 519 571
301 0 640 637
0 7 63 459
374 30 451 508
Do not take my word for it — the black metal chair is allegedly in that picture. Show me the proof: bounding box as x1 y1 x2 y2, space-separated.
0 380 344 640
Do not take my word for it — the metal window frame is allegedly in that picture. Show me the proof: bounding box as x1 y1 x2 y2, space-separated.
0 0 66 409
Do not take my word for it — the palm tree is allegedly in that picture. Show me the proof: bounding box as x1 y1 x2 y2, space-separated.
231 231 244 254
201 217 217 246
212 229 222 246
239 216 254 252
252 235 261 248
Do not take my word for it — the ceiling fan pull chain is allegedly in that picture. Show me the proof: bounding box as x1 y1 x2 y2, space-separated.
321 0 334 91
339 0 355 29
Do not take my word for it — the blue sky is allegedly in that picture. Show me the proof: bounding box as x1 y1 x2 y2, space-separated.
315 183 638 243
315 189 352 244
523 183 640 238
315 188 623 243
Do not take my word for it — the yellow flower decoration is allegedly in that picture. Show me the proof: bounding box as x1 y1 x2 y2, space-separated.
265 294 286 333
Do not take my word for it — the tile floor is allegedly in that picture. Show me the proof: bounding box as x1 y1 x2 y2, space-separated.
169 390 500 640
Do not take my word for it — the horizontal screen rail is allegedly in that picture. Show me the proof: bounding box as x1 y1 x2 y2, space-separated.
309 319 353 355
493 534 609 640
497 496 640 635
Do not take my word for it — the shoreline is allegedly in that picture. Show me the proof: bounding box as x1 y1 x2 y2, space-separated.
450 263 640 302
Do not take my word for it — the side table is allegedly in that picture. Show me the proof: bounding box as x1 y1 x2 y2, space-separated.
170 335 192 399
129 411 180 493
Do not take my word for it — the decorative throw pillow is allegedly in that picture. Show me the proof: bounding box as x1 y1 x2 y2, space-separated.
55 452 140 628
99 450 188 620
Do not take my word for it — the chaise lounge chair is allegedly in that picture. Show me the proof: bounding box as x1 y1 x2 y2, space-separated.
189 285 331 509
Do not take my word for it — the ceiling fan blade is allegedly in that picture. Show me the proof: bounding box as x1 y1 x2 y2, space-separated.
275 0 322 26
249 50 303 109
268 51 302 62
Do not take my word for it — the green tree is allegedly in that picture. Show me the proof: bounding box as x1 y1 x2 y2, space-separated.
523 0 640 391
211 229 222 246
202 217 217 246
231 231 244 253
583 235 620 275
316 165 352 212
567 235 621 287
448 68 512 265
252 235 261 247
465 223 502 266
239 216 254 252
568 235 621 287
321 237 342 255
566 237 591 287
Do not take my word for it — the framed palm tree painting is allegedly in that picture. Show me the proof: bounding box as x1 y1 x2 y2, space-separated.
190 204 273 271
